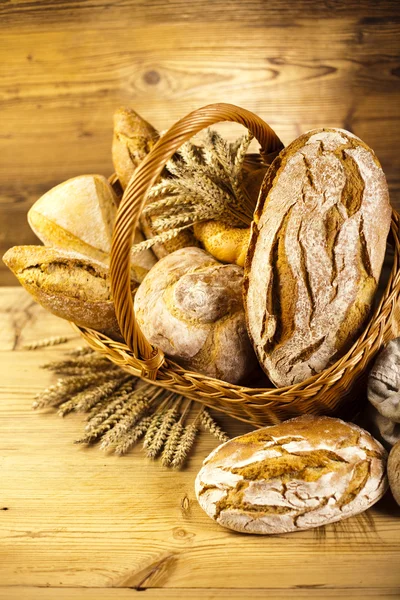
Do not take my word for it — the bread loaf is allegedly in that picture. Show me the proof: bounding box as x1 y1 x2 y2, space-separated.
28 174 156 282
28 174 117 263
388 440 400 506
193 221 250 267
112 107 197 258
134 247 258 384
2 245 132 339
195 415 388 534
112 107 159 190
244 128 391 387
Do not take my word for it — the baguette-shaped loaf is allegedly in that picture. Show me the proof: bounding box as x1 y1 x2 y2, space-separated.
112 107 159 190
28 174 157 282
2 245 130 339
112 107 197 258
134 247 258 384
244 128 391 386
195 415 388 534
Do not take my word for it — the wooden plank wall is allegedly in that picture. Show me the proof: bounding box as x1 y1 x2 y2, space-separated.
1 0 399 285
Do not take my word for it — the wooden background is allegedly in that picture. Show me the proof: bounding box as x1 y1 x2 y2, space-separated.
1 0 400 285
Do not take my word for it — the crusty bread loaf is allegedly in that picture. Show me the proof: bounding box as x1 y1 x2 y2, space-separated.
244 128 392 387
195 415 388 534
388 440 400 506
2 245 132 340
112 107 159 190
28 174 157 282
134 247 258 384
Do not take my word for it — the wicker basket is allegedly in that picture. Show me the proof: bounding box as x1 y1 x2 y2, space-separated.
73 103 400 427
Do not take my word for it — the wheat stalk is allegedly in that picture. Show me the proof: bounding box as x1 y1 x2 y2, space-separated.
32 372 113 409
131 128 255 253
113 416 153 456
23 335 76 349
161 421 184 467
170 423 199 469
145 398 181 459
200 409 230 442
85 380 139 430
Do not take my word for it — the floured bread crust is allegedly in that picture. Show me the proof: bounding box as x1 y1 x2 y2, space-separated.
244 128 391 387
134 247 258 384
195 415 388 534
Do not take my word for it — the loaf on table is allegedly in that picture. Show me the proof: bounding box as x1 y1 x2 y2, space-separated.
244 128 392 387
134 247 258 384
195 415 388 534
2 245 132 340
28 174 157 283
388 441 400 506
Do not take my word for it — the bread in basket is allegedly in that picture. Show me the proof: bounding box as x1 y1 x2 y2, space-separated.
5 104 400 426
51 103 398 427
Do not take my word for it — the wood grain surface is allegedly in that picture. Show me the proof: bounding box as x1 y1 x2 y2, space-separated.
1 0 399 284
1 287 400 599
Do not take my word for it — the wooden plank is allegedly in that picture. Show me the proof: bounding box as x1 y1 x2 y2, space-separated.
1 1 399 285
0 587 399 600
0 0 399 27
1 288 400 592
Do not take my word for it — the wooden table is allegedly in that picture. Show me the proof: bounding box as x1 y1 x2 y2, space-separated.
1 287 400 600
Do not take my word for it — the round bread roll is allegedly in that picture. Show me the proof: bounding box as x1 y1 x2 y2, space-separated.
195 415 388 534
388 440 400 506
134 247 258 384
244 128 391 387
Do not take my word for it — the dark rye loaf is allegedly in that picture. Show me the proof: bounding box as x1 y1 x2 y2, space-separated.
244 128 391 387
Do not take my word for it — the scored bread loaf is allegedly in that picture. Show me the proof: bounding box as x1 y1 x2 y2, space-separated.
28 174 157 283
195 415 388 534
134 247 258 384
244 128 392 387
2 245 133 340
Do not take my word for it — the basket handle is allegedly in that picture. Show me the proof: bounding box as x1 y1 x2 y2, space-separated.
110 102 284 378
